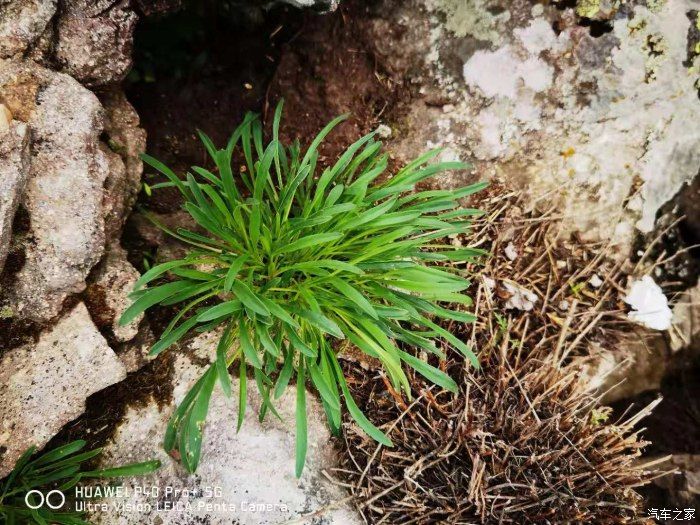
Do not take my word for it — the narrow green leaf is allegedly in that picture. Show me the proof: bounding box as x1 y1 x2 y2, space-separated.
231 280 270 317
237 358 247 432
239 320 262 369
328 278 378 319
308 362 340 411
274 232 342 255
295 309 344 339
274 349 294 399
216 324 233 398
196 301 241 322
295 358 307 478
398 350 458 393
329 351 392 447
120 281 193 325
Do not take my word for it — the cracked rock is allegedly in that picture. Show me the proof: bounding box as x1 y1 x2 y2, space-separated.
0 120 29 274
0 60 110 322
0 302 127 478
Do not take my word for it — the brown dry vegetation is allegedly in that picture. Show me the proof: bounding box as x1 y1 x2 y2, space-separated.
332 187 663 524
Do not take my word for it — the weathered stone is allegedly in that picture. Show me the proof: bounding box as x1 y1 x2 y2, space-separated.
55 0 138 87
0 60 109 322
580 336 669 403
387 0 700 252
0 120 29 273
99 89 146 239
670 282 700 353
648 454 700 509
0 0 56 58
92 332 360 524
0 59 43 122
87 243 143 343
0 302 127 478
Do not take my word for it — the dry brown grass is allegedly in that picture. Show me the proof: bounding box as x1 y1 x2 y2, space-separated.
331 186 663 524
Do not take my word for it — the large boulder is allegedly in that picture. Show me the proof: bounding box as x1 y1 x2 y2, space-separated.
0 302 127 478
380 0 700 251
0 60 109 322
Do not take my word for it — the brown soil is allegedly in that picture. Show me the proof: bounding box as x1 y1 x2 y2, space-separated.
267 1 410 165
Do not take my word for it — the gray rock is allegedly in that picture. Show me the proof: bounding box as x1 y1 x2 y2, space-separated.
0 302 127 478
0 0 56 58
86 243 143 343
670 282 700 353
0 120 29 274
55 0 138 87
0 60 110 322
648 454 700 509
386 0 700 252
92 332 360 524
99 89 146 239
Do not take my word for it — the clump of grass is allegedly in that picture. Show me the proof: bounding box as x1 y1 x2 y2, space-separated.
120 101 486 475
0 441 160 524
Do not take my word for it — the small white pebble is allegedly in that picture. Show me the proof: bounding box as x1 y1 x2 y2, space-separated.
375 124 392 139
589 274 603 288
504 242 518 261
483 276 496 289
556 260 567 269
559 300 570 311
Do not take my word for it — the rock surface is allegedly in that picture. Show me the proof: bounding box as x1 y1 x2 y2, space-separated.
99 89 146 239
0 120 29 273
55 0 138 87
92 332 360 524
648 454 700 510
85 243 143 343
381 0 700 250
0 302 126 478
0 60 109 322
0 0 56 58
670 282 700 352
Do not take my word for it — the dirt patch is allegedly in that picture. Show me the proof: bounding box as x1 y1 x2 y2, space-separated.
268 0 411 164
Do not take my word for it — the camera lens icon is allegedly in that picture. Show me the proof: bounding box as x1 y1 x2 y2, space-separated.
24 489 65 510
